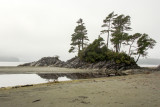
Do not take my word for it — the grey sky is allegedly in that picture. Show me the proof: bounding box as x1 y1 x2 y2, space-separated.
0 0 160 61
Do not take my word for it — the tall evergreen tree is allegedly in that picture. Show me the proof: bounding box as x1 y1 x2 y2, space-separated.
126 33 141 56
101 12 117 48
111 14 131 53
69 18 89 55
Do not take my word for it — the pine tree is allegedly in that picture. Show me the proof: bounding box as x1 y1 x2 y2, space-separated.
124 33 141 56
69 18 89 55
101 12 117 48
111 14 131 53
136 34 156 62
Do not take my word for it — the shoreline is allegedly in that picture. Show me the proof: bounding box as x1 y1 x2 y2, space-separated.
0 71 160 107
0 66 158 89
0 66 96 74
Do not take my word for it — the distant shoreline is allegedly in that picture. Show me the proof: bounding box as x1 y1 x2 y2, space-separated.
0 62 158 68
0 62 28 67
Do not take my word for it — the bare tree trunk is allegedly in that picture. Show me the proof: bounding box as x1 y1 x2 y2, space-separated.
78 45 80 52
128 45 132 56
119 43 121 52
107 31 109 48
128 42 134 56
106 21 111 48
82 38 84 49
78 39 81 55
116 44 118 53
136 54 140 63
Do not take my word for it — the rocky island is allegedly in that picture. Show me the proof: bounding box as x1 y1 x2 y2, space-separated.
18 12 157 80
19 56 139 70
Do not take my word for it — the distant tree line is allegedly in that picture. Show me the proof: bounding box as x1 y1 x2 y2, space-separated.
69 12 156 64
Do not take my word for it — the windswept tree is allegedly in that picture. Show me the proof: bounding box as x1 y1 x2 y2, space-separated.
69 18 89 55
101 12 117 48
136 34 156 62
124 33 141 56
111 14 131 53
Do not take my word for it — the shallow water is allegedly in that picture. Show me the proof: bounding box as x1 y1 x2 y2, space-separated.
0 62 27 66
139 64 158 67
0 74 71 88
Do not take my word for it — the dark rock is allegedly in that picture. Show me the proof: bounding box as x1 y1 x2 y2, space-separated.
156 65 160 70
18 57 65 67
18 56 139 70
18 62 31 66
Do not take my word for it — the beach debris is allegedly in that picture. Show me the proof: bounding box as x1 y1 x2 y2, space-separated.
32 99 41 103
78 96 88 99
81 101 90 104
12 84 33 89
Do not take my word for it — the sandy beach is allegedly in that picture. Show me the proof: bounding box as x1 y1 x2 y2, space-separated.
0 67 160 107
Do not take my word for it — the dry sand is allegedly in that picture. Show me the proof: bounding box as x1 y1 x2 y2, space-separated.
0 68 160 107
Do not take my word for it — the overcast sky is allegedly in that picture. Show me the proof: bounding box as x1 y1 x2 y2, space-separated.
0 0 159 62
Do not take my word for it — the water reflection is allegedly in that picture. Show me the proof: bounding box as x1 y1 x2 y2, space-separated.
0 74 71 88
58 76 71 81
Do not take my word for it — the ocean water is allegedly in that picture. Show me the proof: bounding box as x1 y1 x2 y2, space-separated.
0 62 27 66
0 74 71 88
139 64 158 67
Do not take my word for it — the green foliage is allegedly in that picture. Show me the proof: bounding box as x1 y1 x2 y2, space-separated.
54 55 59 60
69 12 156 65
69 46 75 53
136 33 156 62
112 14 131 32
122 33 142 56
79 37 108 63
79 37 136 65
69 18 89 54
137 34 156 56
106 51 135 65
111 14 131 53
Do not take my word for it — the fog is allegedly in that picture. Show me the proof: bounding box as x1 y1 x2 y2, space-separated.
0 0 159 62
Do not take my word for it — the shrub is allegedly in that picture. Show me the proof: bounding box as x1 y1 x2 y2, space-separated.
106 51 135 65
79 37 108 63
79 37 136 65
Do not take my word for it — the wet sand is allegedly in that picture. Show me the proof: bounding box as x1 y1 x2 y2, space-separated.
0 69 160 107
0 67 94 74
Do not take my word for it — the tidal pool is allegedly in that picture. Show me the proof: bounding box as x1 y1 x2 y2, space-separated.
0 74 71 88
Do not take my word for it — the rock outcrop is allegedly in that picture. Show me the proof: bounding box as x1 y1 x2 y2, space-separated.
19 56 139 70
19 57 65 67
156 65 160 70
